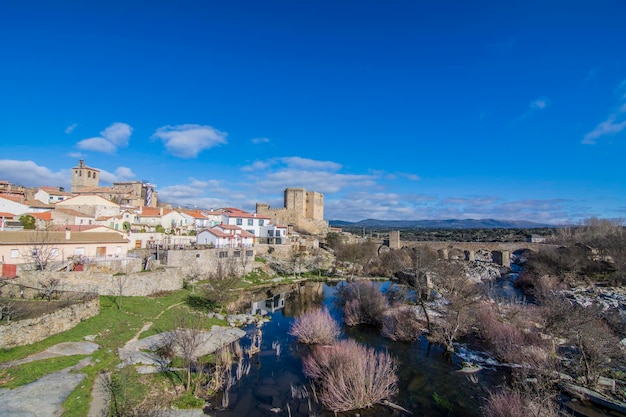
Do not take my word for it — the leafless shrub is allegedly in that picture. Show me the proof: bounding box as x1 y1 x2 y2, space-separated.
475 303 550 366
541 295 622 387
289 308 341 345
381 306 424 342
302 339 398 413
337 280 388 327
482 390 527 417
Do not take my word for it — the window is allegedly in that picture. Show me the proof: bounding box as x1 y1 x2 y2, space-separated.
234 251 241 258
268 230 274 237
246 229 254 235
246 250 254 257
10 249 18 258
259 220 264 226
51 248 59 258
74 247 85 255
236 218 243 225
219 251 228 258
247 219 253 226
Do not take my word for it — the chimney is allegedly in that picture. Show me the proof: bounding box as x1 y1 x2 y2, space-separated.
65 228 71 240
159 207 163 216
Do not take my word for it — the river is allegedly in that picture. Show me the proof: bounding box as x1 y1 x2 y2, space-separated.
210 280 510 417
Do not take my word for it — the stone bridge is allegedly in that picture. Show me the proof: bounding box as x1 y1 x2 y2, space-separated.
381 232 552 268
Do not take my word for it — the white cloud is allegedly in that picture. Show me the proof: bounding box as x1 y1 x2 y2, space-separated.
530 98 548 110
251 137 270 144
582 105 626 145
516 97 549 121
97 166 136 184
76 122 132 153
65 123 78 134
114 167 135 179
279 156 342 171
158 177 232 209
101 122 132 147
0 160 70 188
241 160 271 172
442 196 499 206
243 156 376 195
152 124 227 158
77 137 118 153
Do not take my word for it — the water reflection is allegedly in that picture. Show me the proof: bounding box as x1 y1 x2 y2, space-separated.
212 281 504 417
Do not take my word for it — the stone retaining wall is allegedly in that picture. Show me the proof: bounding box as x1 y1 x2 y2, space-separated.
0 297 100 348
4 268 184 297
164 247 258 278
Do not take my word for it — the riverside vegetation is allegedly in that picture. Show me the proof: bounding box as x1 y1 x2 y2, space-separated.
0 218 625 416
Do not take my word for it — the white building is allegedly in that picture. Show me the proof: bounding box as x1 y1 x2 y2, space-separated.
196 224 254 248
0 195 29 216
34 187 73 205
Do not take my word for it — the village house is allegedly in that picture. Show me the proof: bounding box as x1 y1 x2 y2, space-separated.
0 211 18 231
52 207 96 226
178 209 221 230
221 208 289 244
55 195 121 219
0 229 129 270
0 194 29 216
196 224 254 248
136 206 187 234
34 186 73 205
30 211 53 230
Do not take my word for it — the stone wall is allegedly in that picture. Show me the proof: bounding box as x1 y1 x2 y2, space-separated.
5 267 183 297
163 247 257 278
0 297 100 348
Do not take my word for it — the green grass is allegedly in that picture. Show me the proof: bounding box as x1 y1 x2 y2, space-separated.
171 390 205 409
0 355 87 388
0 275 308 417
0 288 225 417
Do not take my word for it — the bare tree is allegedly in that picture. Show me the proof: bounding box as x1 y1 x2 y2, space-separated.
38 278 60 301
240 248 253 275
334 240 378 280
290 245 306 278
115 273 128 311
21 230 59 271
0 300 21 322
307 248 328 278
171 313 206 391
429 261 479 352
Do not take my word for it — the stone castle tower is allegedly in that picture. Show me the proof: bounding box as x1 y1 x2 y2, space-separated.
71 159 100 193
257 187 328 235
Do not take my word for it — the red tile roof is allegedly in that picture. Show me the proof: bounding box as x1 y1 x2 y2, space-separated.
0 194 25 203
140 207 172 216
30 212 52 221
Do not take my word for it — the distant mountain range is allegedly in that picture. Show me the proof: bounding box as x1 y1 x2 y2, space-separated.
328 218 553 229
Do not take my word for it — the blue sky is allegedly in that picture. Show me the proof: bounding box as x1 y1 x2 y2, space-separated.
1 1 625 224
